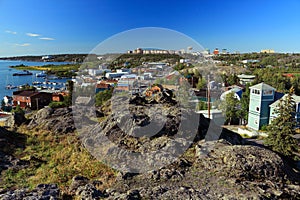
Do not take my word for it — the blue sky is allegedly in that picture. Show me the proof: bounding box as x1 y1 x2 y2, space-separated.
1 0 300 56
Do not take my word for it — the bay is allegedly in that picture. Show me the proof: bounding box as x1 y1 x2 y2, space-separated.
0 60 72 99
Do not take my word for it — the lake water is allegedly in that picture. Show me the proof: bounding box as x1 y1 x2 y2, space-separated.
0 60 71 99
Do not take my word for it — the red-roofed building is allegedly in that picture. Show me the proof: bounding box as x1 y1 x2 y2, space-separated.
52 93 64 102
282 73 295 78
96 82 112 93
13 90 52 109
213 48 219 55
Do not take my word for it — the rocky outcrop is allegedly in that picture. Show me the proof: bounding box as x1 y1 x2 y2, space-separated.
5 113 27 128
0 127 27 173
0 184 59 200
2 90 300 199
102 141 300 199
27 107 75 134
79 90 244 173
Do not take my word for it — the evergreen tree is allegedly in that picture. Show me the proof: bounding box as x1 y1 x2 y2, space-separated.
95 88 113 107
65 80 74 106
196 77 206 90
238 84 250 125
264 87 299 159
220 92 240 125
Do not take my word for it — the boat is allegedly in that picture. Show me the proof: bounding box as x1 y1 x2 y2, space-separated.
36 71 47 77
32 81 42 85
12 70 33 76
5 84 17 89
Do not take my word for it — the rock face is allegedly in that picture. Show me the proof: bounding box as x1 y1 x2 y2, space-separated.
0 127 27 174
0 184 59 200
196 141 285 182
5 113 27 128
2 90 300 199
27 107 75 134
103 141 300 199
79 90 244 173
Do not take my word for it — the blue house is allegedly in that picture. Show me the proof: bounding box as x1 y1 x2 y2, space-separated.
248 83 276 130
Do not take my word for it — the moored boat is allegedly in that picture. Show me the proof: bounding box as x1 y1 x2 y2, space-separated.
5 84 17 89
12 70 33 76
36 71 47 77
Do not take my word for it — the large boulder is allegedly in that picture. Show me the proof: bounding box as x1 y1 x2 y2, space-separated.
102 141 300 199
0 127 27 173
5 112 27 128
27 107 75 134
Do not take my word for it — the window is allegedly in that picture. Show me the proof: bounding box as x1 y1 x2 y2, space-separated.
263 90 273 95
256 107 260 112
252 89 260 95
254 119 258 124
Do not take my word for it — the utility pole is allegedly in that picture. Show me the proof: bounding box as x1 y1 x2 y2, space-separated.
36 98 39 110
207 75 210 119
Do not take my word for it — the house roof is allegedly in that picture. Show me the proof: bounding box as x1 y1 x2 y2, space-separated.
237 74 256 79
96 83 110 89
249 83 275 91
269 94 300 108
220 88 243 101
13 90 40 97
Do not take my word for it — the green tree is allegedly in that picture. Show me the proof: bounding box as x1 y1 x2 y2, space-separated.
196 77 206 90
220 92 240 125
227 73 239 85
260 55 278 66
238 85 250 125
264 88 299 159
196 101 207 111
12 105 25 115
95 88 113 107
65 80 74 106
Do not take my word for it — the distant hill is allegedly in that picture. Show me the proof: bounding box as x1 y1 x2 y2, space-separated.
0 54 91 63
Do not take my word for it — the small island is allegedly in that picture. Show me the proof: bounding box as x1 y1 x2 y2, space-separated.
10 63 80 78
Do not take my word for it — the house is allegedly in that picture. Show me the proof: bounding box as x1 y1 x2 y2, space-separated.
220 87 243 101
52 93 64 102
237 74 256 85
105 72 129 79
3 96 12 106
116 68 131 74
103 80 118 86
115 80 138 92
197 109 224 126
247 83 284 130
95 82 111 93
213 48 219 55
13 90 52 110
88 69 111 76
269 94 300 124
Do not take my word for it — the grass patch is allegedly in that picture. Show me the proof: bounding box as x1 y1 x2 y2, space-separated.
0 127 116 192
10 64 80 72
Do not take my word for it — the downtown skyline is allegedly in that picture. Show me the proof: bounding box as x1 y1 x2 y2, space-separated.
1 0 300 56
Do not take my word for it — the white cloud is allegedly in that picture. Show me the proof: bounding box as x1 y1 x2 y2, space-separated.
39 37 55 41
26 33 40 37
15 43 31 47
5 30 17 34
